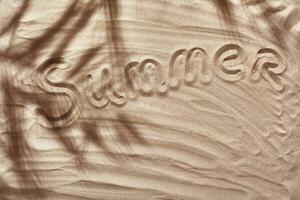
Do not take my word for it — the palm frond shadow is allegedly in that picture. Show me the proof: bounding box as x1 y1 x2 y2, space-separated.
0 0 30 37
0 0 144 199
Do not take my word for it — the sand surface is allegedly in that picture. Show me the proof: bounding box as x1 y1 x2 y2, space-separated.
0 0 300 200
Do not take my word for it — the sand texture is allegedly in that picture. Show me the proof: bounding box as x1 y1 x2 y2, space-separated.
0 0 300 200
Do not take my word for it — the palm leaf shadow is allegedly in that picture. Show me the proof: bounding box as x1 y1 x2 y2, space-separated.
0 0 114 198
